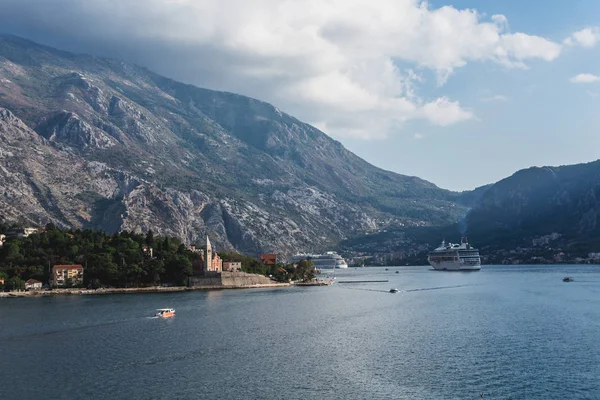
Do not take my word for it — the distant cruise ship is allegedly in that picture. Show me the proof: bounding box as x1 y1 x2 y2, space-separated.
290 251 348 269
427 237 481 271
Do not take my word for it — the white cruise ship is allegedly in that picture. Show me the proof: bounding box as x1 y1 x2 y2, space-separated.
290 251 348 269
427 237 481 271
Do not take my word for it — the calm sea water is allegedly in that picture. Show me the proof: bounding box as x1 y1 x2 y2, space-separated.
1 265 599 400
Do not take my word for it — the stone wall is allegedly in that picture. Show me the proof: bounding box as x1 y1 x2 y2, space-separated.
190 274 223 287
190 271 277 287
221 271 276 287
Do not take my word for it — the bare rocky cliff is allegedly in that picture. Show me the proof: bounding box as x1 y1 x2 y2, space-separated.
0 35 468 257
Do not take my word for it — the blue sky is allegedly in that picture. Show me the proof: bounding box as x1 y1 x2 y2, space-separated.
343 0 600 189
0 0 599 190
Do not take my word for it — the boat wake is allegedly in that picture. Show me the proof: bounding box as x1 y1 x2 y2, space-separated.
0 317 143 342
338 284 471 294
405 284 471 292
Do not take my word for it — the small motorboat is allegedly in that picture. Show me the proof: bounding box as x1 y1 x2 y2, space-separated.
389 288 399 293
395 271 399 274
156 308 175 318
563 277 574 282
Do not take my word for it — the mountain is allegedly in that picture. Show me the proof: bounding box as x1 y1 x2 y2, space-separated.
465 161 600 257
0 35 467 256
339 161 600 264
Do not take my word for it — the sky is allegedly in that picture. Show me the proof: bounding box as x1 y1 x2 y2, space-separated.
1 0 599 190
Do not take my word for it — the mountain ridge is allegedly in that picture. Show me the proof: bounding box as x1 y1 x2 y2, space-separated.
0 35 469 257
340 159 600 264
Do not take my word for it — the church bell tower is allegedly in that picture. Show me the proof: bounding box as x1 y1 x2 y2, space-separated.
204 235 213 272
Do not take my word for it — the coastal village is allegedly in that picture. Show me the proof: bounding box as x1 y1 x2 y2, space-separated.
2 223 599 295
0 224 319 296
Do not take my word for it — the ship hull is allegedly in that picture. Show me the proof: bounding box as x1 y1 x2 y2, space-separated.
315 263 348 269
429 261 481 271
291 252 348 269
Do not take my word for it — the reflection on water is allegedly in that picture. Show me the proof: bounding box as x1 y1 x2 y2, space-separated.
206 289 225 300
0 265 599 399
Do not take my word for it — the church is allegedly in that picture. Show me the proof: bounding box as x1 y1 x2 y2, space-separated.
199 235 223 273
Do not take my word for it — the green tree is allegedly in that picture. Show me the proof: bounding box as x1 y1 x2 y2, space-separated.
145 230 155 246
267 263 290 282
86 253 118 286
144 259 165 286
0 227 204 288
6 276 25 291
126 263 145 287
1 241 23 266
165 255 193 286
294 260 315 282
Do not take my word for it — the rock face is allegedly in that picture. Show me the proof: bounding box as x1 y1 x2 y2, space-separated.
0 108 121 228
0 35 468 257
338 160 600 261
465 161 600 250
37 111 116 149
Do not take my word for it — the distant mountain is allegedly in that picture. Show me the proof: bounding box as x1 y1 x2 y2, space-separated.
465 161 600 256
0 35 467 257
340 161 600 264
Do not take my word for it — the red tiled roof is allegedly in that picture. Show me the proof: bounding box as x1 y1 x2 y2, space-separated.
53 264 84 270
25 279 42 284
260 254 277 265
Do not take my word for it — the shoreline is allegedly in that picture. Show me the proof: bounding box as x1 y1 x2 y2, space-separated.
0 282 291 298
295 279 334 286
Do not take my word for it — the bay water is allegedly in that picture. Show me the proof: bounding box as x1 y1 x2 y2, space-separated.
1 265 599 399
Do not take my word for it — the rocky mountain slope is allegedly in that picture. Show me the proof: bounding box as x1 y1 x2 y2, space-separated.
340 160 600 263
465 161 600 254
0 35 467 257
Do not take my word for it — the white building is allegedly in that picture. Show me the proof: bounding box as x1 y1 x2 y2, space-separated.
223 261 242 272
25 279 43 290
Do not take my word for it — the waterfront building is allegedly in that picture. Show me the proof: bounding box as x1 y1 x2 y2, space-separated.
200 236 222 273
260 254 277 265
25 279 43 290
51 264 84 287
223 261 242 272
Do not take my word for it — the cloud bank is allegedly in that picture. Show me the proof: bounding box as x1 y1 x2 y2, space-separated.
570 73 600 84
564 27 600 48
0 0 569 139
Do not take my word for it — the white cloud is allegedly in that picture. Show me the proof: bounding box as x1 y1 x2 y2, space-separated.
500 33 561 64
420 97 473 126
0 0 566 139
570 73 600 83
564 27 600 48
414 133 424 140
